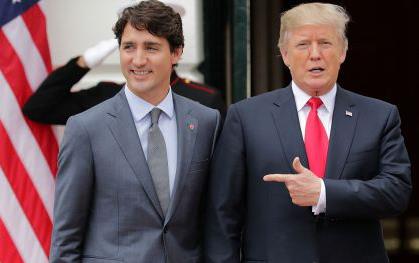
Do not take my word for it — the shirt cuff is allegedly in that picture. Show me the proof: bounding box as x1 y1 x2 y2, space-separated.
312 179 326 215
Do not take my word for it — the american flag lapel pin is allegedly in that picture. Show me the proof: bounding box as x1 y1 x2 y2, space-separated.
188 123 195 130
345 110 353 117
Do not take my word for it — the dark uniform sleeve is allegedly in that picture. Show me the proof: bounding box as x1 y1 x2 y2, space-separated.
22 57 122 125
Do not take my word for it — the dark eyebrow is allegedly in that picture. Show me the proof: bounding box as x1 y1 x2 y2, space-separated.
121 41 135 46
144 41 162 47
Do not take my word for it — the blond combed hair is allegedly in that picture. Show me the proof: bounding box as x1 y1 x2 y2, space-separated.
278 3 350 52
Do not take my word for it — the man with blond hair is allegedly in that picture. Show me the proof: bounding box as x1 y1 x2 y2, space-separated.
204 3 411 262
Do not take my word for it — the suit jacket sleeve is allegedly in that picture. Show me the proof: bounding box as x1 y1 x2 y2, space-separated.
204 105 245 263
50 116 94 262
22 57 121 125
325 105 411 219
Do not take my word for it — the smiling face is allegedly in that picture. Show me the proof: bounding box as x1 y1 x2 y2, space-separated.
120 23 182 105
280 24 346 96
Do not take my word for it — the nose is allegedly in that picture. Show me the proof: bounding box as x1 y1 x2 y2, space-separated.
132 50 147 66
309 43 321 61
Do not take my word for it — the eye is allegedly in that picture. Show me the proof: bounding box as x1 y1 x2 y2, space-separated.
296 42 309 49
319 41 332 47
122 44 134 51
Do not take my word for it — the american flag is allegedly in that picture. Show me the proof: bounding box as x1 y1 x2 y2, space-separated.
0 0 58 262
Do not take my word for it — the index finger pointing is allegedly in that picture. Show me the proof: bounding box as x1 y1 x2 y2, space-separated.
263 174 292 182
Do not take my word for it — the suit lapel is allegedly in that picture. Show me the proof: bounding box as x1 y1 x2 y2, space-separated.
271 87 309 170
325 87 358 179
106 91 164 219
165 94 198 224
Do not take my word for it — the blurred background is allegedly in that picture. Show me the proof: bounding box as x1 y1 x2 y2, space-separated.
43 0 205 89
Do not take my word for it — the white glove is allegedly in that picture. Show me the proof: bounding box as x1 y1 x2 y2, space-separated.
82 38 118 69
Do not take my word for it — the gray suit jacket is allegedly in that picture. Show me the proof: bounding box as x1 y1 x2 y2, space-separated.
50 90 220 263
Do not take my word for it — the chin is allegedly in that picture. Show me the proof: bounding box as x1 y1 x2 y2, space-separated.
130 79 150 89
306 82 332 95
127 82 149 94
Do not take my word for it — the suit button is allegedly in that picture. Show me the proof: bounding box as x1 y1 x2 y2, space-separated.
163 226 168 234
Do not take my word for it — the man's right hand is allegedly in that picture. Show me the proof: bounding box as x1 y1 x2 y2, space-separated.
263 157 322 207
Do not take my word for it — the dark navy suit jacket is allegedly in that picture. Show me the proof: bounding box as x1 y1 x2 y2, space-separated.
204 85 411 263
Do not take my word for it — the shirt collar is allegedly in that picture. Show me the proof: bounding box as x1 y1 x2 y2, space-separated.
124 85 175 122
291 81 337 113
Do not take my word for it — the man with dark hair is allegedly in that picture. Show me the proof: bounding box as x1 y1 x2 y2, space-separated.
22 6 225 125
22 52 226 125
50 1 220 262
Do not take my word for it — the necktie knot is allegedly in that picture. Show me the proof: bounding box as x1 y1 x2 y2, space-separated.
150 108 162 125
307 97 323 110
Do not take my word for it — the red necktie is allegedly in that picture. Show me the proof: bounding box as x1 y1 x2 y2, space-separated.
305 97 329 178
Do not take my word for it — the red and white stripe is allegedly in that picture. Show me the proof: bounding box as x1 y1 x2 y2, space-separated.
0 1 58 262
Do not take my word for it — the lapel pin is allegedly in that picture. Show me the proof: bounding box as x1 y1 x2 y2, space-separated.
345 110 353 117
188 123 195 130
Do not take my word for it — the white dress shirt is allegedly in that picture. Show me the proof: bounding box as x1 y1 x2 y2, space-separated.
124 86 178 195
291 81 337 214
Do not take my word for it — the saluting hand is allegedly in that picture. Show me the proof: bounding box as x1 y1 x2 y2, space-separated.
263 157 321 207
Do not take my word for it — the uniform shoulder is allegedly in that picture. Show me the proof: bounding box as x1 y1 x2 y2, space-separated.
172 77 219 95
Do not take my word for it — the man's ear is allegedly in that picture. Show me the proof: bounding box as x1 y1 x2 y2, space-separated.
339 49 347 64
171 47 183 65
280 47 290 67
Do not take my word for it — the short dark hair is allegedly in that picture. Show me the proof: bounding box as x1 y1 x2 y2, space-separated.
113 0 184 52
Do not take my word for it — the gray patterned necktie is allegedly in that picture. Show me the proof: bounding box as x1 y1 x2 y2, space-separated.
147 108 170 215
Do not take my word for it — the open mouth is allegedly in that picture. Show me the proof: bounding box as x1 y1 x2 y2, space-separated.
131 69 152 76
308 67 325 73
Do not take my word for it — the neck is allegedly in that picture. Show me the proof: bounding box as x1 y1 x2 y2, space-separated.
128 86 170 106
